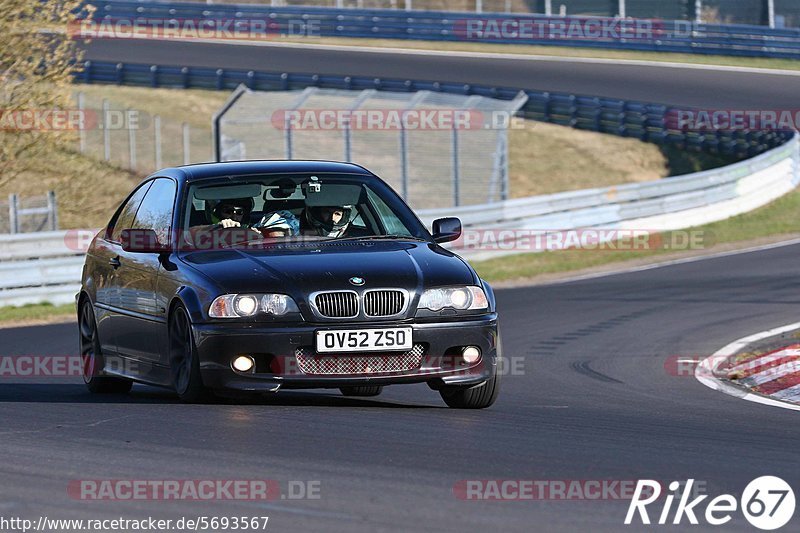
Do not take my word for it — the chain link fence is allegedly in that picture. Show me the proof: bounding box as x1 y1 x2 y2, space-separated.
75 91 215 173
215 86 528 209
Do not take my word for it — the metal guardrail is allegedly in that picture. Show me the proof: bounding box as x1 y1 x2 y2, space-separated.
90 0 800 59
75 60 790 159
420 133 800 260
1 134 796 306
0 230 89 307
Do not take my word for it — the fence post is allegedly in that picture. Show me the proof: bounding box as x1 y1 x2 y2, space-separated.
545 0 552 16
47 191 58 231
342 89 374 163
618 0 626 18
284 119 293 159
695 0 703 23
8 194 18 234
501 130 509 201
77 91 86 154
399 124 408 201
451 124 460 207
767 0 776 28
102 99 110 161
476 0 482 13
182 122 191 165
154 115 162 169
343 120 351 162
128 109 137 170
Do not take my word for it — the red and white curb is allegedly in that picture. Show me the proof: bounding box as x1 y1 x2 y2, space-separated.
695 322 800 412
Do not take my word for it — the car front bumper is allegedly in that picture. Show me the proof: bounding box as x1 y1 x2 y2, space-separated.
192 314 499 392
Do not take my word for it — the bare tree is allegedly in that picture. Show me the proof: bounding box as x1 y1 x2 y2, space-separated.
0 0 93 188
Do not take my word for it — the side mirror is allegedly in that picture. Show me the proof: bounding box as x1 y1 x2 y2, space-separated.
432 217 462 244
120 229 170 253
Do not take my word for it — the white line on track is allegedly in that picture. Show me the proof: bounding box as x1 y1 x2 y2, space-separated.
695 322 800 412
117 36 800 77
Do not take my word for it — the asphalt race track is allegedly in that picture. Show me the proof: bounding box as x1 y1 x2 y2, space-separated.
82 39 800 108
2 39 798 531
3 244 800 531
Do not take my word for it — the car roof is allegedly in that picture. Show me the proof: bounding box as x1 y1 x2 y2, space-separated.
150 160 375 184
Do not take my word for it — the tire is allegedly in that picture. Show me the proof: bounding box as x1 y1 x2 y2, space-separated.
78 299 132 394
169 304 215 403
439 372 500 409
340 386 383 397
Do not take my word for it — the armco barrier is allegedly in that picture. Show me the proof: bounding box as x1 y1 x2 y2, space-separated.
88 0 800 59
75 60 789 158
1 134 796 306
0 231 88 307
419 133 800 261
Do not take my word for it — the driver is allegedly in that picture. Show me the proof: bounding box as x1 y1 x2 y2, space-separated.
209 198 253 229
302 205 352 238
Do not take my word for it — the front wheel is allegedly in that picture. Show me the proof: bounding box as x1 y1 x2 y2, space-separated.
78 299 132 394
169 305 214 403
340 386 383 397
439 372 500 409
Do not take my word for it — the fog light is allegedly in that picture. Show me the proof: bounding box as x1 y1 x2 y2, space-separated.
462 346 481 364
232 355 255 373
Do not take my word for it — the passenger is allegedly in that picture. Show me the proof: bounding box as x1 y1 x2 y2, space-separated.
253 210 300 238
302 205 352 238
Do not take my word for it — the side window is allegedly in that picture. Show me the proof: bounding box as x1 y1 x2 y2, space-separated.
131 178 177 246
109 182 152 243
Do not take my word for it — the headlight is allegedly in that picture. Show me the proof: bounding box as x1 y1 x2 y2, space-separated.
209 293 299 318
417 286 488 311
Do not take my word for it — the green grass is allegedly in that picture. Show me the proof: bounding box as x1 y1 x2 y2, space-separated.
277 36 800 71
474 187 800 283
0 303 75 325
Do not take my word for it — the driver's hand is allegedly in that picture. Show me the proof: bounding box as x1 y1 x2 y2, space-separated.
218 218 241 228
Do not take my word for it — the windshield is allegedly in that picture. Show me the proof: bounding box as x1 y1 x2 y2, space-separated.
181 173 430 249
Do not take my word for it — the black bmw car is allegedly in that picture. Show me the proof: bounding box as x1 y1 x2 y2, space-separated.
78 161 500 408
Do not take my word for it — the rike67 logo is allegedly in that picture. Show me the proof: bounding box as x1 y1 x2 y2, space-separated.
625 477 795 530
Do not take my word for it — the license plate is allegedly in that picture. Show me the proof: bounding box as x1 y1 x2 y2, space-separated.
315 327 413 353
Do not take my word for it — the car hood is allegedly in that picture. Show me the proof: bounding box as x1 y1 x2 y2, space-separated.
179 240 477 299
